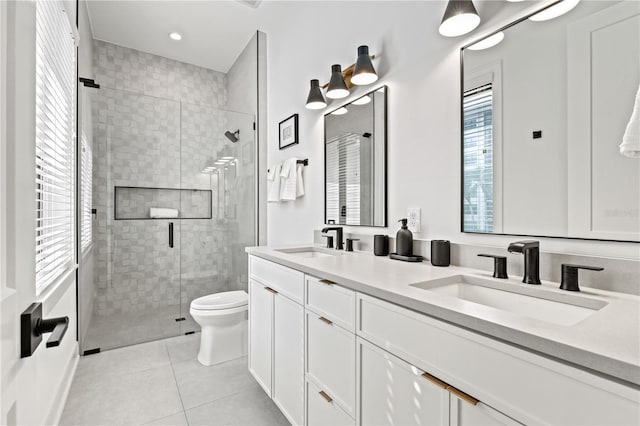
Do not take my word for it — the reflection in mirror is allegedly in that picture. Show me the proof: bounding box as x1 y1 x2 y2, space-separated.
461 0 640 242
325 86 387 227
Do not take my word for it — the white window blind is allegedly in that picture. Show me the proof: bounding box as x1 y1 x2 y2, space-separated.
35 0 76 294
326 133 361 225
80 131 92 251
463 83 493 233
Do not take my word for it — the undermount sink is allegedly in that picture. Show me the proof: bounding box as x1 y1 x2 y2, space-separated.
276 247 340 259
411 275 608 326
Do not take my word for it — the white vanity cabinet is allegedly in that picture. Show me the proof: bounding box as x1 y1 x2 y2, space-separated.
248 256 305 425
247 255 640 426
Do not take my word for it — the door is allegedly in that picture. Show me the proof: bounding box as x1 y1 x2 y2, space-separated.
82 87 182 352
358 338 449 426
273 292 304 425
1 1 79 425
450 397 521 426
248 278 273 395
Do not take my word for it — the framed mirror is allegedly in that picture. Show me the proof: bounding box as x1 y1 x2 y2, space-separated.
324 86 387 227
461 0 640 242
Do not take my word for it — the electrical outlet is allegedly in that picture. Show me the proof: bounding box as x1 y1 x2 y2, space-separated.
407 208 421 233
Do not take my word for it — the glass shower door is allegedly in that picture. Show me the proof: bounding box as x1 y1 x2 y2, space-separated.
85 88 183 351
179 104 256 333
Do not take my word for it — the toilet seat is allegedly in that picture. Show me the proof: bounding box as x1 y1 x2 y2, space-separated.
190 290 248 311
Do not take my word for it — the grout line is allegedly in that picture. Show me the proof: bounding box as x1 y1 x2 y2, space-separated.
165 340 189 423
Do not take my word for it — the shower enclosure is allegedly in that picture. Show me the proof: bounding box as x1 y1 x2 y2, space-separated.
81 86 256 352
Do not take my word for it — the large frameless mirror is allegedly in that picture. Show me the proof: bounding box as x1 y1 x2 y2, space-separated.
324 86 387 227
461 0 640 242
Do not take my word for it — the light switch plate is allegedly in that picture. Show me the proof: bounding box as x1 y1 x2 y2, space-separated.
407 208 421 233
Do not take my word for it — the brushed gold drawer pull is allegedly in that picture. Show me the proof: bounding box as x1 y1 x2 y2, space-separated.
319 279 335 286
264 287 278 295
447 385 479 406
319 390 333 403
421 372 448 390
319 316 333 325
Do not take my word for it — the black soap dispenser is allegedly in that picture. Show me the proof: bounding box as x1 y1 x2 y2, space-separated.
396 218 413 256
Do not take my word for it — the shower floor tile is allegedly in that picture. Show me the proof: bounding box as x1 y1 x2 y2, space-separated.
83 304 198 352
61 336 289 426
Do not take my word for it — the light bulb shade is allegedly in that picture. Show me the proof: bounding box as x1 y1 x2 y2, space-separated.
306 79 327 110
331 107 348 116
351 45 378 86
529 0 580 22
439 0 481 37
326 64 350 99
468 31 505 50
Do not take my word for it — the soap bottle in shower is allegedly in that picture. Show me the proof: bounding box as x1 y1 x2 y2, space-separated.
396 218 413 256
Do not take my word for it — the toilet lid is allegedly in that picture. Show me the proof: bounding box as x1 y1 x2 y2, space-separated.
190 290 248 311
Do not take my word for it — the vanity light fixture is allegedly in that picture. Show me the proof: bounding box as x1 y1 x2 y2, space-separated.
352 95 371 105
529 0 580 22
326 65 350 99
468 32 505 50
351 46 378 86
305 79 327 110
439 0 481 37
169 32 182 41
331 107 348 116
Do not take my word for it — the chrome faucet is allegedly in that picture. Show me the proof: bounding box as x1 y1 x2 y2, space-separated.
507 240 541 285
321 227 343 250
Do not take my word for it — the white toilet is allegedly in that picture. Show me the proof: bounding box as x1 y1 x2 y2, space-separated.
189 290 248 366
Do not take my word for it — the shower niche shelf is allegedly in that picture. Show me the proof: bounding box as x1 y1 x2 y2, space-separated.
114 186 212 220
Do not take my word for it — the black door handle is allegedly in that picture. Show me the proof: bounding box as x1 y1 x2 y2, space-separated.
169 222 174 248
21 302 69 357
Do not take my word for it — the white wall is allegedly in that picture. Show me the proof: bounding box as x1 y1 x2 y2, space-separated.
263 0 640 259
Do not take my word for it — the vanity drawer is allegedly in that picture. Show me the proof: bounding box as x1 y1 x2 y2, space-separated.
306 379 354 426
356 293 640 425
249 255 304 303
306 275 355 332
306 310 356 416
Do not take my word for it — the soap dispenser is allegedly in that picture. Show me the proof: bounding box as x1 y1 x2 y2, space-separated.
396 218 413 256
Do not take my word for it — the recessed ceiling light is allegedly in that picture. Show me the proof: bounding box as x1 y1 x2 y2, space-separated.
169 32 182 41
468 32 505 51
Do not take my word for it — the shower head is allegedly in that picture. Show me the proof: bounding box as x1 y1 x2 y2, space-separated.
224 130 240 143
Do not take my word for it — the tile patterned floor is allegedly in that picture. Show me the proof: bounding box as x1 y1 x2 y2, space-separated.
60 334 289 426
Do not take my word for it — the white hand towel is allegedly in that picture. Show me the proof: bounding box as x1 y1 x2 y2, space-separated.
150 207 179 218
280 158 299 201
296 163 305 198
620 84 640 158
268 163 282 203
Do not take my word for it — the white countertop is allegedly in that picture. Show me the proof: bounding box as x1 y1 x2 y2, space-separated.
246 244 640 388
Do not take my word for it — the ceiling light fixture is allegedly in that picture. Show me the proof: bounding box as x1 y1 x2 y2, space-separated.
529 0 580 22
331 107 348 116
305 79 327 110
439 0 481 37
351 45 378 86
352 95 372 106
468 32 505 50
169 32 182 41
326 65 350 99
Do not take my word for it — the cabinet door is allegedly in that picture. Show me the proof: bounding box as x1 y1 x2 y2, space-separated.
358 338 449 426
273 293 304 425
249 279 273 395
451 397 521 426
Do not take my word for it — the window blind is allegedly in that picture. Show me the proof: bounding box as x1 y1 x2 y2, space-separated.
463 84 493 233
35 0 76 294
80 131 92 251
326 133 361 225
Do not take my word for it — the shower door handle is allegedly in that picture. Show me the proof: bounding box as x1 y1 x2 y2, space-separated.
169 222 174 248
